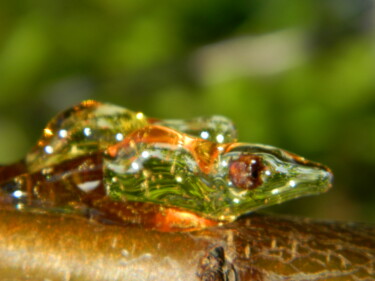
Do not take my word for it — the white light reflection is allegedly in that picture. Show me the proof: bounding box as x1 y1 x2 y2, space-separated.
271 188 280 195
59 129 68 138
13 190 24 198
233 198 240 204
136 112 144 119
44 145 54 154
83 127 92 136
200 131 209 139
77 180 100 193
116 133 124 141
131 162 140 171
141 151 150 158
16 203 25 210
289 180 296 187
216 134 224 143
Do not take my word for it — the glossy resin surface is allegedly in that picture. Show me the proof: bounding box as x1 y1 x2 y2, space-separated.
0 100 333 231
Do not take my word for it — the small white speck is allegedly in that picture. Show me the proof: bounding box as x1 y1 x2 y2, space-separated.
289 180 296 187
175 176 183 183
77 180 101 193
140 253 152 259
83 127 92 137
136 112 144 119
59 129 68 138
217 146 224 152
251 159 257 164
13 190 24 198
115 133 124 141
141 151 150 158
200 131 209 139
44 145 54 154
121 249 129 257
221 160 228 167
265 170 271 176
216 134 224 143
271 188 280 195
16 203 25 210
131 162 140 170
233 198 240 204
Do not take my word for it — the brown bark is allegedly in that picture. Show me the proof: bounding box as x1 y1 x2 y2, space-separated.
0 209 373 280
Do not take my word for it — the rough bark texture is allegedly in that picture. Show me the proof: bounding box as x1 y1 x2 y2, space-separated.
0 209 373 280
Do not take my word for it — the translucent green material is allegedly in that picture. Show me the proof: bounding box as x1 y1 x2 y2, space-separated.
105 126 332 221
26 100 237 172
23 100 332 221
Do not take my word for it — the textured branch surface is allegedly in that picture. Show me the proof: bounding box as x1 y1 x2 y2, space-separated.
0 209 373 280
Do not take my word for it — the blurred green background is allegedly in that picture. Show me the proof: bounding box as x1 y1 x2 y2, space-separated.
0 0 374 222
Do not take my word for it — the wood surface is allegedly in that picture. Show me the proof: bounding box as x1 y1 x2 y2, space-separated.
0 209 373 280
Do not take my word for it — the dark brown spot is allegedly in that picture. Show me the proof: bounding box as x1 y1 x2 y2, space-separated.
229 155 264 190
197 246 238 281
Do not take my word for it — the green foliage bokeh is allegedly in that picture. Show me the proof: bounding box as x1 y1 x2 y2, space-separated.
0 0 374 222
